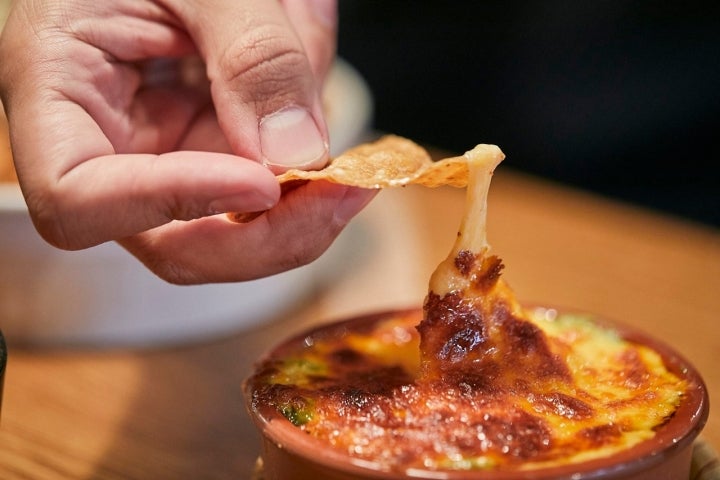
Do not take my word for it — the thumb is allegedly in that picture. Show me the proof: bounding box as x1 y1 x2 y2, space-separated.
168 0 330 172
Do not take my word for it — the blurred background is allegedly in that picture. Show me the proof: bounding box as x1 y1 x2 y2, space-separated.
337 1 720 227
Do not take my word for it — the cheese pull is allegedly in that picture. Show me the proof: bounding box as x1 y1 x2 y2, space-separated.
417 144 569 385
427 143 506 297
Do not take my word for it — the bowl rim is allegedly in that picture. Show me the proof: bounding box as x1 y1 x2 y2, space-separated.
244 307 710 479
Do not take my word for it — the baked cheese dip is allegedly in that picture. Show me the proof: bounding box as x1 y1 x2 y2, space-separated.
245 137 687 473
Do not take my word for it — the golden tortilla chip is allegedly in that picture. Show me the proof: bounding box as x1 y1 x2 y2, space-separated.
228 135 504 222
279 135 504 188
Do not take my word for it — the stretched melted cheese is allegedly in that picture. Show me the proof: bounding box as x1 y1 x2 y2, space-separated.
248 142 686 473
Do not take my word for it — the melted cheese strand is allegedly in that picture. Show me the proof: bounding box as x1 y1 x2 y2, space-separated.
428 144 505 297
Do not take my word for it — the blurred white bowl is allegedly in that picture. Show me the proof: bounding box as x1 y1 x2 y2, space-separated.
0 59 373 347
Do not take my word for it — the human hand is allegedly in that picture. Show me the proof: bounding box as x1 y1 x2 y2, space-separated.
0 0 376 283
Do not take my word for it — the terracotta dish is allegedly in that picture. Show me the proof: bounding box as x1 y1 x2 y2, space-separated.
245 308 708 480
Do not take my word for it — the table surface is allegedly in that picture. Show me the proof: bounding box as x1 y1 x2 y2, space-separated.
1 162 718 479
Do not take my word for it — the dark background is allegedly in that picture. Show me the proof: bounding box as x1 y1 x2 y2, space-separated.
337 1 720 226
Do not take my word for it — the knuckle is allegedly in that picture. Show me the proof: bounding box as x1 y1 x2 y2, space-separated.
123 237 203 285
25 189 77 250
165 200 208 223
213 24 309 101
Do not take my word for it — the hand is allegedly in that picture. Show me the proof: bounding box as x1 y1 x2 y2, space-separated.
0 0 376 284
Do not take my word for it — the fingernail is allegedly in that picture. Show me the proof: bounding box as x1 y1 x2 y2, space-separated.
260 107 328 170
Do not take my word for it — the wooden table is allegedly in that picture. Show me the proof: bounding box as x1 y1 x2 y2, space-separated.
1 166 718 479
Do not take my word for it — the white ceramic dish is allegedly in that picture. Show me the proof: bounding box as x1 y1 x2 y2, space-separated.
0 59 373 347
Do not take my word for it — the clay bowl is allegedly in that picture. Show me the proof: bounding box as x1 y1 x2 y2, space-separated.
244 308 709 480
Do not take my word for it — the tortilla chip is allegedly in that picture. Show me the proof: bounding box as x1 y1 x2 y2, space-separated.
278 135 505 188
228 135 504 223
